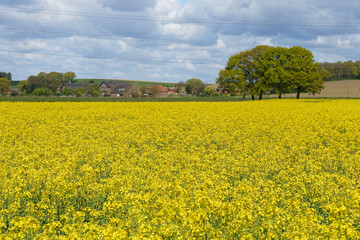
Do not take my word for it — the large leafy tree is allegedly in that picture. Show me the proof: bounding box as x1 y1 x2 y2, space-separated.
25 71 76 93
217 67 245 96
44 72 64 92
257 47 293 98
17 80 28 94
87 83 100 97
64 72 77 83
0 77 11 95
286 46 324 99
257 46 324 99
217 45 273 100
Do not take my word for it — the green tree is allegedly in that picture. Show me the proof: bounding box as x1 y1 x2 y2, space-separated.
257 46 324 99
185 78 205 95
204 87 217 96
257 47 293 98
87 83 100 97
63 87 73 96
355 61 360 79
74 88 85 97
217 68 245 96
217 45 273 100
32 87 53 96
25 71 76 93
44 72 64 92
0 72 11 81
64 72 77 83
0 77 11 95
17 80 28 93
286 46 324 99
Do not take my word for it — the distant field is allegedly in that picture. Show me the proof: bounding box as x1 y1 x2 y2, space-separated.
280 80 360 98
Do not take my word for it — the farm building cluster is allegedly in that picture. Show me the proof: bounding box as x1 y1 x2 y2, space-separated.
58 81 178 98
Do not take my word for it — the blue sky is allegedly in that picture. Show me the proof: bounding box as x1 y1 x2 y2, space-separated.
0 0 360 82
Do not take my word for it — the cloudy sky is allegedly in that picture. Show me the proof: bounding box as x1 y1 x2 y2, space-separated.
1 0 359 82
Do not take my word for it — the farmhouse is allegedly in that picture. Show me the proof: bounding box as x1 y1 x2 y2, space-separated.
145 85 169 98
58 82 89 95
99 81 131 97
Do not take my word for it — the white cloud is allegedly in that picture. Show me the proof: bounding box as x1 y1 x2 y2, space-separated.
0 0 359 82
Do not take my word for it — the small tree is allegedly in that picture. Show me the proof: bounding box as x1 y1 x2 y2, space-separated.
128 83 141 98
74 88 85 97
87 83 100 97
140 85 147 95
0 77 11 95
64 72 77 83
63 87 73 96
204 87 217 96
185 78 205 95
17 80 29 94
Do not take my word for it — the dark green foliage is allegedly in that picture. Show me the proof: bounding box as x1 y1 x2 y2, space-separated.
74 88 85 97
257 46 324 99
185 78 205 94
217 45 273 100
63 87 73 96
10 91 19 96
219 45 325 99
25 71 76 93
87 83 100 97
318 61 360 80
0 78 11 95
32 87 53 96
0 72 11 81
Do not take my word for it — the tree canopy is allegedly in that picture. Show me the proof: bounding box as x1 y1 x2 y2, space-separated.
217 45 273 99
218 45 325 99
22 71 77 94
0 78 11 95
185 78 205 95
319 61 360 80
0 72 11 81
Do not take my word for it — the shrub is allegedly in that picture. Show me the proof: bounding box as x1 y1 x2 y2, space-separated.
32 87 53 96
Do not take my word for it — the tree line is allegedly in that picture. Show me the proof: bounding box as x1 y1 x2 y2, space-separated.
319 61 360 81
17 71 77 95
216 45 327 99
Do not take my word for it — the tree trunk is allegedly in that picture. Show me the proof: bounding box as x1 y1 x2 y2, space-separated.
259 90 263 100
278 94 282 99
251 95 255 100
296 88 301 99
243 93 246 99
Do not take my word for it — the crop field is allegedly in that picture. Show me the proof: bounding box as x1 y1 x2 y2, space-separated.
0 100 360 239
280 80 360 98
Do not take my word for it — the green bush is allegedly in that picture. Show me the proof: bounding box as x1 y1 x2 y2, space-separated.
32 87 53 96
74 88 85 97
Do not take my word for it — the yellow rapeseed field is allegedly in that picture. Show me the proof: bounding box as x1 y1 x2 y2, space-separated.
0 100 360 239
